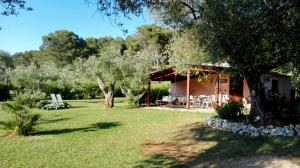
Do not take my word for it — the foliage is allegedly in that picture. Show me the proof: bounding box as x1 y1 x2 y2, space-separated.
9 63 57 92
0 82 10 101
40 30 91 66
86 36 115 55
167 28 208 71
0 50 12 82
124 24 173 70
0 0 32 16
0 50 12 69
134 82 170 106
264 92 300 125
216 101 244 121
83 42 126 107
11 50 48 67
2 101 40 136
16 91 46 108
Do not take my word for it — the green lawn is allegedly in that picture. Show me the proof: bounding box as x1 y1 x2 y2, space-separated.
0 99 211 168
1 99 300 168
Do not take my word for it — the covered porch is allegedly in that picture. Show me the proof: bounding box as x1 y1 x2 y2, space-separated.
146 66 236 110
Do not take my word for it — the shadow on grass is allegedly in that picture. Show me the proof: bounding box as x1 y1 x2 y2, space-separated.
67 100 101 104
68 106 89 109
34 121 121 135
139 123 300 168
134 154 185 168
186 126 300 167
40 118 70 124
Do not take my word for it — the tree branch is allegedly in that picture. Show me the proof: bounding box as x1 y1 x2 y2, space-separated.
97 77 107 94
179 0 198 21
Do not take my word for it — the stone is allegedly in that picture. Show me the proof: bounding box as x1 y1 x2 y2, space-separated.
267 125 274 129
205 118 300 137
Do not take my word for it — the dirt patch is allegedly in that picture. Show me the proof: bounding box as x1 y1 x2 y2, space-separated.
142 122 300 168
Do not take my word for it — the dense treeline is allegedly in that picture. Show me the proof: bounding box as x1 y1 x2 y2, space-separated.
0 24 173 107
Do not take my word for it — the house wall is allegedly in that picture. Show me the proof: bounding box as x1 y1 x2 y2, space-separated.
170 72 291 101
170 74 230 99
242 74 291 100
262 74 291 98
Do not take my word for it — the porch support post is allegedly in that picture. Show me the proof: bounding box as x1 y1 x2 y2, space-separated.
217 73 220 105
186 69 191 110
146 81 151 107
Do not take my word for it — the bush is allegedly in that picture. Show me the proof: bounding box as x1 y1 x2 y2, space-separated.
264 92 298 124
216 101 244 121
42 80 102 100
2 101 40 136
0 82 11 101
132 82 170 106
16 91 46 108
80 82 100 99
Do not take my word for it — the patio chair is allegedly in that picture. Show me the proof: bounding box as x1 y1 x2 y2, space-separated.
156 96 177 106
56 94 71 108
194 96 203 107
190 95 195 107
43 94 60 110
221 95 230 104
177 96 186 106
201 96 213 109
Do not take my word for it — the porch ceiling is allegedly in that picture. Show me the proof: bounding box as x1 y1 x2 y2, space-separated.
149 66 225 82
149 68 186 81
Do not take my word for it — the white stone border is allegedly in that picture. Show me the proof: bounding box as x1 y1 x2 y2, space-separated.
206 117 300 137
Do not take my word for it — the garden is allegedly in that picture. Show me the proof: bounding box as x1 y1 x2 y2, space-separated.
1 99 300 168
1 0 300 167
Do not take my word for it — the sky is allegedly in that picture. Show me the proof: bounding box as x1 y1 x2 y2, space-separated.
0 0 153 54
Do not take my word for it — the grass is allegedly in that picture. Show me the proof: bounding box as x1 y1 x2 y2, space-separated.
0 98 211 168
1 98 300 168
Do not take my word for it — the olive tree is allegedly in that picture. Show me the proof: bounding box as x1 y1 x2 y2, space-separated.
84 46 124 108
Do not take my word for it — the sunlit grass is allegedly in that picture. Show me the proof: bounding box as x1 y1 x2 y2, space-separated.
0 98 212 168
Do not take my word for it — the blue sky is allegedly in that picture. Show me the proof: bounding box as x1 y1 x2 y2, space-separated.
0 0 153 54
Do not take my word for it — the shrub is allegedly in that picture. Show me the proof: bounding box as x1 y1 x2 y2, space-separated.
0 82 11 101
216 101 244 121
130 82 170 106
2 101 40 136
16 91 46 108
264 92 298 124
42 80 102 100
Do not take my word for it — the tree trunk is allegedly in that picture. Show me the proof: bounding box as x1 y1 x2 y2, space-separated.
245 74 267 121
104 88 114 108
97 77 115 108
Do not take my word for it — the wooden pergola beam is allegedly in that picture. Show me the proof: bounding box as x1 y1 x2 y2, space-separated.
146 81 151 107
151 71 177 80
186 69 191 110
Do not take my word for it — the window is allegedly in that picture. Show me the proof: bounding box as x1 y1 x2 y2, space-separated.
271 80 279 93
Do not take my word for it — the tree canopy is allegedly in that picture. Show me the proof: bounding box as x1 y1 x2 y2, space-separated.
0 0 32 16
40 30 91 66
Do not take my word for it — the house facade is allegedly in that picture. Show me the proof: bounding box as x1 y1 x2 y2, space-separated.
148 65 291 109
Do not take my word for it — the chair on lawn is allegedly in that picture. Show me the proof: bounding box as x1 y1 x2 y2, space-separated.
43 94 70 110
56 94 71 108
43 94 60 110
